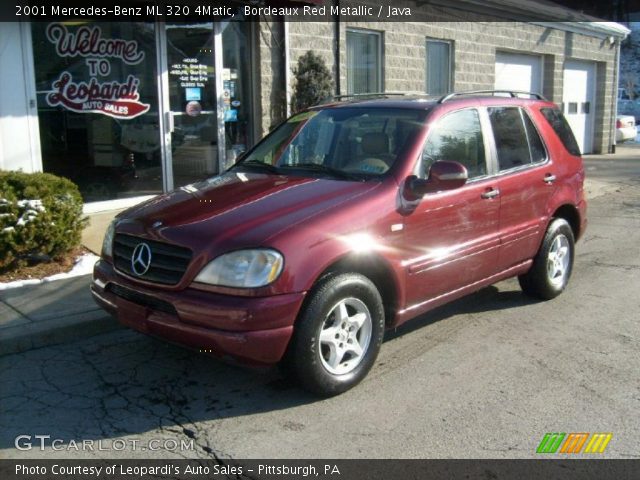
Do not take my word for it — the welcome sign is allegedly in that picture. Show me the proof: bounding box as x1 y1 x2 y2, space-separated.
44 23 150 119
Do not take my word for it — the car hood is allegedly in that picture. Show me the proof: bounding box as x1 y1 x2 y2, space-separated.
117 170 380 254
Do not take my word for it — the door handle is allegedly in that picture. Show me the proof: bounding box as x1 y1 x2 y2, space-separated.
544 174 556 184
165 111 175 134
481 188 500 199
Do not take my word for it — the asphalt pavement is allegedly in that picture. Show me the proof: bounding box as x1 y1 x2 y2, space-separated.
0 150 638 460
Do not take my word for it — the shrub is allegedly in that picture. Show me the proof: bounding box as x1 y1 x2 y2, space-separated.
0 171 87 270
291 51 334 113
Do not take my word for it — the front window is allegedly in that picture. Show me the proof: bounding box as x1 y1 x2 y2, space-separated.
422 109 486 178
238 108 427 179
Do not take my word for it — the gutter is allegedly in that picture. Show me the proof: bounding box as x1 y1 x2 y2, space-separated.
611 37 621 154
532 21 630 40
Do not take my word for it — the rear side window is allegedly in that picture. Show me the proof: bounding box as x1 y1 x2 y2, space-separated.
523 112 547 164
422 109 486 178
488 107 533 171
540 107 581 156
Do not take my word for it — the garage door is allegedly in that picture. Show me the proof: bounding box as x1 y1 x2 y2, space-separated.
495 52 543 94
563 60 596 154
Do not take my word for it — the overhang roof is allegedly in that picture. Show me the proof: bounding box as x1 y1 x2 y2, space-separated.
417 0 630 38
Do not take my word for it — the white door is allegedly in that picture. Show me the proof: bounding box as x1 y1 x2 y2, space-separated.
495 52 543 94
563 60 596 154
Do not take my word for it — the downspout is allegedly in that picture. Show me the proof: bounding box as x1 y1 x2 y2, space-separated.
611 36 621 154
334 0 340 95
284 20 291 116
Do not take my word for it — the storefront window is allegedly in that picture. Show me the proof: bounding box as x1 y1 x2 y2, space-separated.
221 18 253 168
32 22 162 202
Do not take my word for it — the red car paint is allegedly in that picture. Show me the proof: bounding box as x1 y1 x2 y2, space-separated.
92 95 586 366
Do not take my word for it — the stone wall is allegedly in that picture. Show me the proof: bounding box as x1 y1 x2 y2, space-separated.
259 17 619 152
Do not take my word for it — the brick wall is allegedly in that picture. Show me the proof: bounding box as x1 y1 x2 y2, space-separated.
256 19 286 136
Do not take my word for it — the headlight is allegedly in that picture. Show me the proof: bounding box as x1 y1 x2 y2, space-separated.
194 249 283 288
102 220 116 258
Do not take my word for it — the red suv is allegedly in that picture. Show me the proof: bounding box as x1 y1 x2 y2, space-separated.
92 91 586 396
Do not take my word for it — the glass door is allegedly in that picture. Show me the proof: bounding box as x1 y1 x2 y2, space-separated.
161 21 219 188
156 17 254 191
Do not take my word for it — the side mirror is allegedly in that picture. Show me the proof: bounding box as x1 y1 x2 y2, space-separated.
406 161 468 198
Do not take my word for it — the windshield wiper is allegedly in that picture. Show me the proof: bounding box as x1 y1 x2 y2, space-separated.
280 163 364 181
233 160 280 174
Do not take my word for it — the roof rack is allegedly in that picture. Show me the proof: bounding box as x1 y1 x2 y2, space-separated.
438 90 548 103
330 92 431 102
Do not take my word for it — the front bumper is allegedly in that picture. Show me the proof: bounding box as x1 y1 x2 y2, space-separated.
92 260 305 366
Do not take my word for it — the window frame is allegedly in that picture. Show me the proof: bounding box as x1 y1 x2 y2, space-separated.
484 105 550 176
416 106 493 183
416 105 550 184
346 28 384 94
425 38 453 96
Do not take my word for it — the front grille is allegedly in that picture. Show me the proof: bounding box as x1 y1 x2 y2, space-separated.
113 233 192 285
106 283 177 315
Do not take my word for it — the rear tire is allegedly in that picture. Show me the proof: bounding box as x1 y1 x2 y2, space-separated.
518 218 575 300
284 273 385 397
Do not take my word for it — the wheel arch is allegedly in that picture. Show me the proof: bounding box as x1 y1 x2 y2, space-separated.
551 204 581 240
312 253 401 328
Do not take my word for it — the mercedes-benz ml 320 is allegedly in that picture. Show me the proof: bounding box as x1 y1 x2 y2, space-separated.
92 92 586 396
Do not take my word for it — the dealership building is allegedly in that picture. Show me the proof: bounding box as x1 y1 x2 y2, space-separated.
0 0 629 211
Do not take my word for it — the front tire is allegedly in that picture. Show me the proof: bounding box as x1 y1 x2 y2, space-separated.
519 218 575 300
285 273 385 396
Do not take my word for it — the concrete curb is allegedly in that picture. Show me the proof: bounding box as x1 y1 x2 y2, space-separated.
0 309 123 357
0 275 123 357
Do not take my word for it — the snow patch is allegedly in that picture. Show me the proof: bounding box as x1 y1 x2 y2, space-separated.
17 199 45 212
0 253 99 291
1 198 46 228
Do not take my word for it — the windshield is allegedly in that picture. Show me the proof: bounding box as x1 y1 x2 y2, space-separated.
237 107 428 179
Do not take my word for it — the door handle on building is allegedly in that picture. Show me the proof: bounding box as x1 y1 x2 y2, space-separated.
165 111 174 134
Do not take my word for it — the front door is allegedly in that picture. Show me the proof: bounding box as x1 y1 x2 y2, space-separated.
157 18 254 191
402 108 501 307
162 21 220 189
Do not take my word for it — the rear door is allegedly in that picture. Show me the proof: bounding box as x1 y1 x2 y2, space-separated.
402 108 501 306
487 106 557 271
